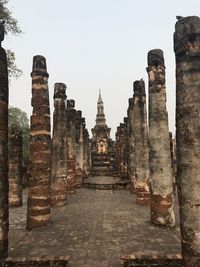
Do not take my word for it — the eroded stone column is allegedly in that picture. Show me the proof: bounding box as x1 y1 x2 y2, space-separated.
51 83 67 206
169 132 176 191
147 49 175 227
66 100 77 193
9 127 23 207
0 21 8 262
75 111 84 187
122 117 128 179
27 55 51 230
127 97 136 193
133 80 150 205
82 118 88 179
115 122 128 179
174 16 200 266
83 127 90 178
115 126 120 177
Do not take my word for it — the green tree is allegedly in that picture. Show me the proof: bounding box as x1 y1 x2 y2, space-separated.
8 106 29 161
0 0 22 78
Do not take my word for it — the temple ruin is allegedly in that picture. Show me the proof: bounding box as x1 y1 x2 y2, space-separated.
1 14 200 267
90 91 116 176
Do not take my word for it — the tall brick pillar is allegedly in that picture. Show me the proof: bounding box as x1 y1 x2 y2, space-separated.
9 127 23 207
66 99 77 193
127 97 136 193
51 83 67 206
116 122 128 179
83 128 90 177
174 16 200 266
0 21 8 262
75 111 84 187
147 49 175 227
115 126 120 177
27 55 51 230
133 80 150 205
122 117 128 179
82 119 88 179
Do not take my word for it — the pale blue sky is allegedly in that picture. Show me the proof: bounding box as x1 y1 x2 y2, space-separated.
5 0 200 138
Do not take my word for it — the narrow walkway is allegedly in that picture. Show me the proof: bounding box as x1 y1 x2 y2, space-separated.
8 176 181 267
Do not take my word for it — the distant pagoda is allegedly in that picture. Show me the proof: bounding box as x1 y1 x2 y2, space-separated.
90 90 116 176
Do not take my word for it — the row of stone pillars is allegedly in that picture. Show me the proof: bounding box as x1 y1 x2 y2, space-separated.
26 56 90 229
1 16 200 267
114 15 200 267
116 51 175 226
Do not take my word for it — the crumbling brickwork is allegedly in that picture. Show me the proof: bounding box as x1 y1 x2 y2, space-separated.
26 55 51 229
115 122 128 179
66 100 77 193
75 112 85 186
9 127 23 207
127 97 136 193
51 83 67 206
174 16 200 266
147 49 175 227
133 80 150 205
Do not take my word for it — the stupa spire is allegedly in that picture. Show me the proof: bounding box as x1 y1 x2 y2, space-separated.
98 89 103 103
96 90 106 126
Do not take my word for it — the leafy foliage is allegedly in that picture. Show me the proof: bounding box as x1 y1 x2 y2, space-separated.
6 49 22 78
8 106 29 161
0 0 22 78
0 0 22 35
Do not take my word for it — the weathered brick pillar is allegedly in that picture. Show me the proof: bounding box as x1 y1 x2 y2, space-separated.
66 99 77 193
147 49 175 227
0 21 8 262
115 126 120 177
133 80 150 205
172 137 177 181
116 122 128 179
174 16 200 266
122 117 128 179
169 132 176 191
117 124 122 177
83 119 89 178
51 83 67 206
27 55 51 230
9 127 23 207
83 128 90 178
75 111 84 187
127 97 136 193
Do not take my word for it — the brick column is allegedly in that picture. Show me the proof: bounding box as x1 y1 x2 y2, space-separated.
174 16 200 266
133 80 150 205
66 100 77 193
51 83 67 206
27 55 51 229
147 49 175 227
75 111 84 187
127 97 136 193
0 21 8 262
83 128 90 177
9 127 23 207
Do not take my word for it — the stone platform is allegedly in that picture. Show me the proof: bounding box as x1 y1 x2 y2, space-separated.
8 176 181 267
83 175 128 190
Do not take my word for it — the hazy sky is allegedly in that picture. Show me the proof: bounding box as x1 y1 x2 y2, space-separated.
5 0 200 138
